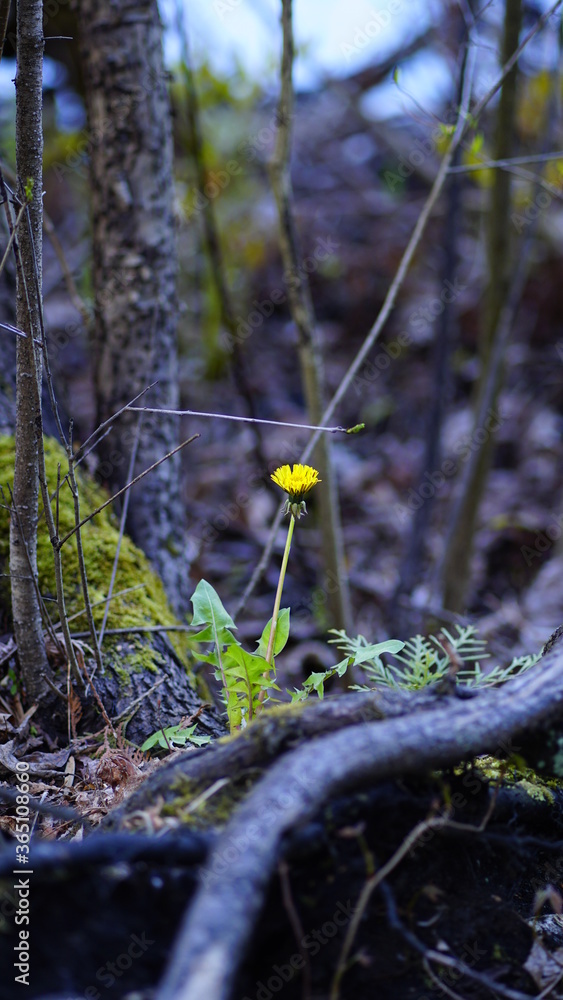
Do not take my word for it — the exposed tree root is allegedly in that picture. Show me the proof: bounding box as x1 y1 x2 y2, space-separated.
151 642 563 1000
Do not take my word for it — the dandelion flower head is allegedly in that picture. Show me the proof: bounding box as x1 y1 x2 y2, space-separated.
271 465 321 517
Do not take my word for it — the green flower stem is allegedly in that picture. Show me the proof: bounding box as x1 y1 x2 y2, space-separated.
265 513 296 666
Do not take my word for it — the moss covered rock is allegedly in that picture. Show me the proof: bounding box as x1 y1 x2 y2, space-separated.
0 436 225 744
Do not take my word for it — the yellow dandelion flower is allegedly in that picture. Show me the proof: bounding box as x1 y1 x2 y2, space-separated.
271 464 321 518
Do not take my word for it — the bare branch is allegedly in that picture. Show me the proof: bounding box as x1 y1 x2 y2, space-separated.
58 435 200 547
126 405 358 435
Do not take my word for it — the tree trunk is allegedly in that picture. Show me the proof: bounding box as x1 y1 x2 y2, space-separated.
439 0 522 612
9 0 51 701
76 0 187 610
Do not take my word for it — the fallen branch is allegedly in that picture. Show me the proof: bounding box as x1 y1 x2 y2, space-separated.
156 640 563 1000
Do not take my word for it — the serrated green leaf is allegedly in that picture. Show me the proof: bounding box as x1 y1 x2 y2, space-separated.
191 625 239 646
257 608 290 659
190 580 236 633
306 671 329 698
225 644 269 681
141 724 212 752
334 657 352 677
290 688 309 703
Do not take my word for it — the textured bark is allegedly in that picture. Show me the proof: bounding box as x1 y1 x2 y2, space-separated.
9 0 51 700
440 0 522 612
76 0 187 609
84 634 226 747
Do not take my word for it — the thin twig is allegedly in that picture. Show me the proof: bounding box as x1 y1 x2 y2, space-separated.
278 859 312 1000
448 149 563 172
66 440 105 679
58 434 200 547
331 813 451 1000
126 406 356 435
0 199 26 279
6 486 62 653
235 2 563 618
0 318 29 339
74 382 159 461
53 584 147 631
76 647 115 736
233 27 477 620
0 160 93 330
111 678 165 723
174 2 267 470
268 0 351 632
438 7 561 608
0 0 10 64
20 194 89 685
42 213 92 330
68 625 198 639
393 13 471 626
380 877 533 1000
99 409 144 646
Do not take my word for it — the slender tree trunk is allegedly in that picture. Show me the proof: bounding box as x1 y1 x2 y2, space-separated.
9 0 51 701
270 0 352 634
77 0 186 609
439 0 522 612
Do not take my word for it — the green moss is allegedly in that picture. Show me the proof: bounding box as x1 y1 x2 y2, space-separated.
160 770 259 829
472 755 561 804
0 435 191 677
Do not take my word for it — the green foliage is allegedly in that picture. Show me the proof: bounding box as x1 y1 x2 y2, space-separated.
0 436 192 681
190 580 287 731
329 625 540 691
141 724 211 752
289 639 406 702
289 657 350 702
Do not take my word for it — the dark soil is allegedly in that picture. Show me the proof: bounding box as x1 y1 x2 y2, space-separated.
2 773 561 1000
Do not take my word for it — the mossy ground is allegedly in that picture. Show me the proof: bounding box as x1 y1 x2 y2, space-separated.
0 435 187 670
471 754 563 803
